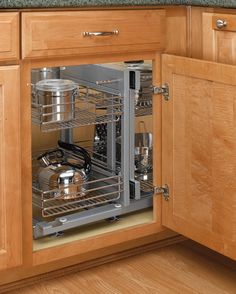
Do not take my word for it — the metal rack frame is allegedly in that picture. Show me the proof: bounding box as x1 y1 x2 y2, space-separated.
33 172 123 218
32 63 154 240
32 87 123 132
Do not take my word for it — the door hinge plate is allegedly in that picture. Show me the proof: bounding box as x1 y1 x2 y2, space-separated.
154 184 170 201
153 83 169 101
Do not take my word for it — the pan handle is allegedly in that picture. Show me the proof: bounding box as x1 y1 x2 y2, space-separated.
58 140 91 175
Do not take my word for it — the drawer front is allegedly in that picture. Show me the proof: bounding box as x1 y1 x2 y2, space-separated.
0 13 19 61
203 12 236 65
212 13 236 31
22 10 166 59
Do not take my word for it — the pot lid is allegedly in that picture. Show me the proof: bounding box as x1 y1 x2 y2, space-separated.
35 79 77 92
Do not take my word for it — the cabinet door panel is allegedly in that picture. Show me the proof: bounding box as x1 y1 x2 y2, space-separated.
203 12 236 64
161 54 236 260
0 66 21 270
0 13 19 61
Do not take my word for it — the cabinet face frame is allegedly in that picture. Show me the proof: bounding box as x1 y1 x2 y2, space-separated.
161 54 236 260
20 52 164 266
0 65 22 270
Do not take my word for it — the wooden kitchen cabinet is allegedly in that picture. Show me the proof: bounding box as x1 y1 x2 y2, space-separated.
202 12 236 64
0 66 21 270
1 6 236 291
0 13 19 61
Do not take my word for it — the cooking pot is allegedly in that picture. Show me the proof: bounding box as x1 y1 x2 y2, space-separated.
37 141 91 199
35 79 78 123
134 121 152 179
31 67 60 85
135 133 152 175
31 67 60 104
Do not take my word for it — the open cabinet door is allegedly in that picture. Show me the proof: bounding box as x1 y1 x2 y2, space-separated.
161 54 236 260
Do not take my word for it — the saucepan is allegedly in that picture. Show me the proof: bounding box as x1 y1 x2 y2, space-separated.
134 121 153 177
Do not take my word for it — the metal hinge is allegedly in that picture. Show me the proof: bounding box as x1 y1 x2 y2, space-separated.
153 83 170 101
154 184 170 201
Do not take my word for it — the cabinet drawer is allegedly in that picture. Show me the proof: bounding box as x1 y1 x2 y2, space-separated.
0 13 19 61
203 12 236 64
21 10 166 59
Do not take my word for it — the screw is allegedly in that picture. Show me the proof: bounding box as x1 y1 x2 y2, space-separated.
59 217 67 223
114 204 122 208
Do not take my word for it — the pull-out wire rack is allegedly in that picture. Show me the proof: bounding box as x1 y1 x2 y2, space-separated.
32 86 123 132
32 149 123 219
33 172 123 218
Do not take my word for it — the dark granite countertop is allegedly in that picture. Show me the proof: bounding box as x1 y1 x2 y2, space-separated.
1 0 236 9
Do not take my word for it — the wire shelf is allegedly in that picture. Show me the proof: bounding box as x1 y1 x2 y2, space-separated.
135 107 152 117
32 146 123 219
140 178 153 193
33 172 123 218
32 86 123 132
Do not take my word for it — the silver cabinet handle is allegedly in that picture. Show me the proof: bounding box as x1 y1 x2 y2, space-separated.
216 19 227 29
83 30 119 37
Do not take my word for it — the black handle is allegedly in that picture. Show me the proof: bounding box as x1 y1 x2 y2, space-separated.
58 140 91 175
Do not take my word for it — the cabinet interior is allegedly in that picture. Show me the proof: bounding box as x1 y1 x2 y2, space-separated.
31 60 156 249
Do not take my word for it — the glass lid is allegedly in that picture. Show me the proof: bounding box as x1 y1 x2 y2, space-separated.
35 79 78 92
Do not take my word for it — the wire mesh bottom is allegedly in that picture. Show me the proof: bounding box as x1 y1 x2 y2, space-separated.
33 171 123 218
32 88 123 132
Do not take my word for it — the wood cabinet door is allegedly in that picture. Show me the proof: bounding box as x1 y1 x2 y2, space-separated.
0 66 22 270
0 13 19 61
161 54 236 260
202 12 236 65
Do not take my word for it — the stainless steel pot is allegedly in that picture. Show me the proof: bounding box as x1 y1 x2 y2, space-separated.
31 67 60 85
31 67 60 104
116 130 153 176
35 79 78 123
135 132 153 175
134 121 152 177
37 141 91 199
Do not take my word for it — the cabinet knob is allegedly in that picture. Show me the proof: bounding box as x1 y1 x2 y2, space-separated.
216 19 227 29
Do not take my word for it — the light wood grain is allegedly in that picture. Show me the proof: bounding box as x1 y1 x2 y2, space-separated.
0 13 19 61
7 242 236 294
165 7 188 56
20 60 34 269
189 6 206 59
162 54 236 260
0 66 21 270
0 234 182 289
203 12 236 64
152 53 163 223
21 10 166 59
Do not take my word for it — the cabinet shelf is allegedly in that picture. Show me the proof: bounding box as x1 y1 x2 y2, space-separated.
32 87 123 132
33 170 123 218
